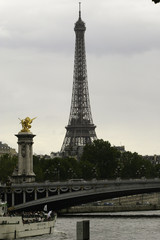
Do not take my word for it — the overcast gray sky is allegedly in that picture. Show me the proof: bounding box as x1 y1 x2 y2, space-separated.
1 0 160 156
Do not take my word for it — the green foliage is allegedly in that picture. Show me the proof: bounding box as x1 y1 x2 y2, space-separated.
0 154 17 183
0 139 158 182
81 139 121 179
81 139 157 180
120 151 155 179
79 160 94 179
32 140 158 181
33 156 81 182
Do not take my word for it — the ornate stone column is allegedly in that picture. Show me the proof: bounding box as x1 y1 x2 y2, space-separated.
12 117 36 183
12 132 36 183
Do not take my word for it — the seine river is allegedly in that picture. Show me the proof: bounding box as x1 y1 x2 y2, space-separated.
22 211 160 240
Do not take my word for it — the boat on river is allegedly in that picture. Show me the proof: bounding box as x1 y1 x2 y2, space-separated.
0 199 56 239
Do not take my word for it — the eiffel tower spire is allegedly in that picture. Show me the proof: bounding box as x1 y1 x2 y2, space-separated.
61 4 97 158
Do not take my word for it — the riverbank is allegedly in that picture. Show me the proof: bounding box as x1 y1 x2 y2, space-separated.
58 192 160 214
59 204 160 214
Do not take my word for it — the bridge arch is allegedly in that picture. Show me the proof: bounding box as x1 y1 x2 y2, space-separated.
7 179 160 212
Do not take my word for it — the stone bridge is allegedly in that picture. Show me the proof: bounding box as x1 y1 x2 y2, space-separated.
1 179 160 211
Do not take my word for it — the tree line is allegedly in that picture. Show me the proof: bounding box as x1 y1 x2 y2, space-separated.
0 139 160 183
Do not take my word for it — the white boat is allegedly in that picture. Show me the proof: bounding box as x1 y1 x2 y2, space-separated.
0 199 57 239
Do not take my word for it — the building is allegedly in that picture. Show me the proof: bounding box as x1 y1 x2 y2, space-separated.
143 155 160 165
0 141 17 157
50 152 61 159
115 146 126 153
61 4 97 158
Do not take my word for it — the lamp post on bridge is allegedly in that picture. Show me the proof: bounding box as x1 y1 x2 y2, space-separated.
92 167 97 180
45 169 54 181
45 169 50 181
114 165 122 179
68 168 74 179
136 165 146 205
136 165 146 179
136 170 141 179
52 162 61 181
156 168 160 178
140 165 146 179
114 165 122 205
56 162 61 181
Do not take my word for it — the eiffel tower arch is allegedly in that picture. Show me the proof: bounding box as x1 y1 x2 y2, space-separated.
61 4 97 158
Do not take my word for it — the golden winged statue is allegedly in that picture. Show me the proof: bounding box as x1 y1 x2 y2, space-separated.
19 117 36 132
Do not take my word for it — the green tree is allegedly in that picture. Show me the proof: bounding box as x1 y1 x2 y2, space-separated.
0 154 17 183
81 139 121 179
121 151 155 179
33 156 81 182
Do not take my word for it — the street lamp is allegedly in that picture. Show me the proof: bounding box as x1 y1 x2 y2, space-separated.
68 168 73 179
156 169 160 178
136 170 140 179
45 169 50 181
57 162 60 181
52 162 61 181
140 165 146 178
92 167 97 179
114 165 121 179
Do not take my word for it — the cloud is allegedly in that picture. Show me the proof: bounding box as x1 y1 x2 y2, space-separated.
0 0 160 155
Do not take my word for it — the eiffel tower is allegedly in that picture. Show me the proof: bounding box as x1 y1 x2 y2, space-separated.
61 3 97 158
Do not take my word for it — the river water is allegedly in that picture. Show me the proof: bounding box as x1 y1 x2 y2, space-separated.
21 211 160 240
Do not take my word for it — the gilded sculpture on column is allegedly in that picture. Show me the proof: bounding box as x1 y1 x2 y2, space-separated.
19 117 36 132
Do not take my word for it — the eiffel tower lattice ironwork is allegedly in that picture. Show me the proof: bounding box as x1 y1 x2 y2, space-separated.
61 4 97 157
